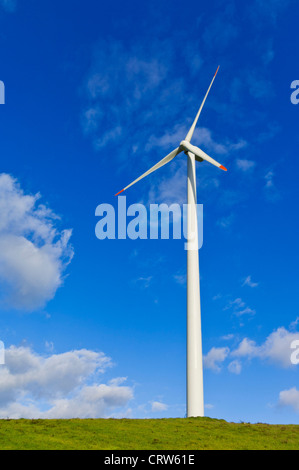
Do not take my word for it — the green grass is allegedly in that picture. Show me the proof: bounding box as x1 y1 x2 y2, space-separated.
0 417 298 450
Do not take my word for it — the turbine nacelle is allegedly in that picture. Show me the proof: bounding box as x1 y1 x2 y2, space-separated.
180 140 227 172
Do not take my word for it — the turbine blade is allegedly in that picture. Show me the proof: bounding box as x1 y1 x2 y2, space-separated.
191 145 227 171
185 66 220 143
115 147 182 195
181 140 227 171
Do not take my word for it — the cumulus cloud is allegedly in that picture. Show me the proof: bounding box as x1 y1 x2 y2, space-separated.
203 347 229 372
231 327 299 368
204 323 299 374
0 174 73 311
0 345 133 418
278 387 299 413
151 401 168 412
231 338 259 359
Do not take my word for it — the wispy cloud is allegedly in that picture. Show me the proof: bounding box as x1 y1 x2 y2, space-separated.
264 169 281 202
224 297 256 317
235 159 256 172
247 73 274 100
202 2 239 51
221 333 235 341
173 271 186 286
242 275 259 288
248 0 291 27
82 38 182 163
217 213 234 230
134 276 153 289
81 35 247 194
0 0 16 13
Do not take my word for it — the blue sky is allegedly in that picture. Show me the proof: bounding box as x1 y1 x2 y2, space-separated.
0 0 299 422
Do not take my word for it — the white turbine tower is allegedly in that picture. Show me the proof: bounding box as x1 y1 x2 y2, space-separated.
115 66 226 418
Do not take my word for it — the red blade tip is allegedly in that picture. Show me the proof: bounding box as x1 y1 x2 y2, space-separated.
220 165 227 171
115 189 125 196
214 65 220 77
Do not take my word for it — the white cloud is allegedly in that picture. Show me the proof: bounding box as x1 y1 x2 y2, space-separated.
242 275 259 288
194 128 247 156
108 377 128 386
247 73 273 100
134 276 153 289
0 345 133 418
260 328 299 368
81 107 103 135
217 213 234 229
0 0 16 12
224 297 256 317
147 160 188 206
290 318 299 331
227 360 242 375
204 320 299 375
82 37 246 182
146 125 246 158
249 0 290 26
205 403 214 410
82 39 175 158
94 126 122 150
204 323 299 374
0 174 73 311
203 347 230 372
231 338 260 359
173 272 186 286
221 334 234 341
151 401 168 412
235 159 256 172
264 169 280 202
265 170 275 189
145 124 187 152
202 6 238 51
278 387 299 413
147 157 219 208
231 327 299 368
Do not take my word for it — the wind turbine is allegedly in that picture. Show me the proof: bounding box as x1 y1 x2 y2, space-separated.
115 66 226 418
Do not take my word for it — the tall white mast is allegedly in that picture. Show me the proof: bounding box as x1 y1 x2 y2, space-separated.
186 151 204 417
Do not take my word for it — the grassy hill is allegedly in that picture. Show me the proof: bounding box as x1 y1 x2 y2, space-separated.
0 417 298 450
